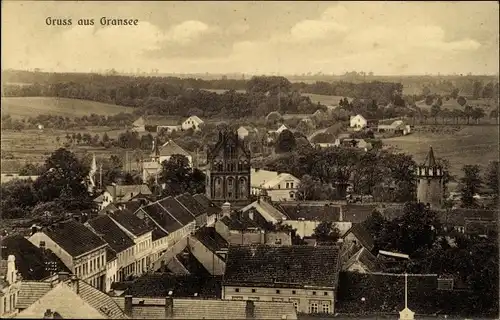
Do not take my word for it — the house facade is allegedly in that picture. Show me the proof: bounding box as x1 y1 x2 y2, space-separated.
0 255 21 318
223 245 341 315
237 126 258 140
181 115 204 131
349 114 367 130
250 168 300 201
28 220 108 291
206 130 251 208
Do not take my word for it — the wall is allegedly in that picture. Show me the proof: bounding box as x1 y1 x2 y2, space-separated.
214 220 230 242
227 230 292 246
187 236 226 276
29 232 74 271
195 213 208 229
132 232 153 275
151 236 189 272
283 221 352 238
105 258 117 293
223 285 335 314
100 191 113 209
417 178 443 209
73 247 107 290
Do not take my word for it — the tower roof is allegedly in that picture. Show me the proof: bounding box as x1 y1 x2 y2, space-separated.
423 146 437 167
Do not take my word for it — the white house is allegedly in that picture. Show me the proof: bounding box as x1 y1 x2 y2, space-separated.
237 126 258 140
95 184 152 210
0 255 21 318
275 124 289 134
28 220 108 291
251 168 301 201
181 115 204 131
349 114 367 131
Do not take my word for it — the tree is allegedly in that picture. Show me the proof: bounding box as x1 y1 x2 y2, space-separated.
275 129 296 154
450 88 459 99
471 107 485 124
457 96 467 106
159 154 206 196
472 81 483 99
33 148 90 203
485 160 499 205
425 95 434 106
460 165 482 208
430 104 441 124
1 179 38 219
313 221 340 243
463 105 473 124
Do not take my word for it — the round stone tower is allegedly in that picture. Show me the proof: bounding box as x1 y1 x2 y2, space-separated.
416 146 444 209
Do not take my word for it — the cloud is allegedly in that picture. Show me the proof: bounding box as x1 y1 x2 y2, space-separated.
164 20 210 44
290 20 347 41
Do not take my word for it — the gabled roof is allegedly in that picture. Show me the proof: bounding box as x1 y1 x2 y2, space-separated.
112 297 297 320
139 204 183 234
184 115 204 124
175 193 206 217
158 197 196 225
193 194 221 216
423 146 437 167
86 215 135 254
17 281 53 309
220 215 263 231
1 235 69 280
343 223 375 251
109 209 153 237
241 199 288 222
343 247 380 272
76 279 128 318
224 245 340 288
341 204 378 223
278 203 341 222
140 115 180 127
207 130 250 160
105 185 152 202
40 220 107 257
155 140 191 158
193 227 229 259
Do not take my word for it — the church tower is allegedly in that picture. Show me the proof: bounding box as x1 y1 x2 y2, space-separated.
416 146 444 209
206 130 251 208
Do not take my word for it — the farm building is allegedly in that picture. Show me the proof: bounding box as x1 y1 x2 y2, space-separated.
237 126 259 140
349 114 367 131
181 115 204 131
132 116 181 133
377 120 411 135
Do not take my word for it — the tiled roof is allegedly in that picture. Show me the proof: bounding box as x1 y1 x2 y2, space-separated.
77 280 128 319
121 200 144 214
158 197 196 225
152 228 168 241
86 215 135 254
224 245 340 288
185 115 204 124
99 203 119 215
113 297 297 319
105 185 152 203
193 194 221 216
139 204 183 233
2 235 70 280
343 247 380 272
17 281 53 309
438 209 497 226
107 247 117 261
141 115 181 126
344 224 375 251
109 209 153 237
342 205 378 223
43 220 107 257
220 215 259 230
116 274 222 298
175 193 206 217
278 203 341 221
157 140 191 158
241 200 287 222
194 227 229 259
176 248 210 276
250 168 280 188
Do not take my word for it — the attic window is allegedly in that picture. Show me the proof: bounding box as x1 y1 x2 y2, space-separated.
251 289 256 293
40 241 46 247
234 288 240 292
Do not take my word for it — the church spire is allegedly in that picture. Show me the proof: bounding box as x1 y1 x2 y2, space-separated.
424 146 437 167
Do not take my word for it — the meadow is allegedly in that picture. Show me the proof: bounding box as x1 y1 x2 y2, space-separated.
1 97 136 119
0 128 146 173
383 125 499 188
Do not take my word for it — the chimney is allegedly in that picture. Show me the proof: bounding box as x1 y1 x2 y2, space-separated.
7 255 17 284
245 300 255 319
124 295 133 316
58 272 70 282
165 295 174 318
222 202 231 217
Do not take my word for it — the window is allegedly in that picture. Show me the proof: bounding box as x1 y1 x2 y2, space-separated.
291 183 294 188
97 258 100 269
292 301 299 311
324 292 328 296
292 290 296 295
234 288 240 292
228 179 233 186
278 184 281 189
312 291 317 295
322 302 330 313
309 302 319 313
3 297 7 312
39 241 46 247
286 182 289 188
251 289 256 293
276 289 281 294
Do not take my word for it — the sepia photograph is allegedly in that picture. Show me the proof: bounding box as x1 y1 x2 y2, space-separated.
1 1 499 319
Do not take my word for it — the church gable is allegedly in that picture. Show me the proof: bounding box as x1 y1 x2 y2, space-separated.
208 130 250 161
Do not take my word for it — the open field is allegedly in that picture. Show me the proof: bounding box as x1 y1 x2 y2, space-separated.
1 97 136 119
0 128 147 173
383 125 499 189
301 93 353 106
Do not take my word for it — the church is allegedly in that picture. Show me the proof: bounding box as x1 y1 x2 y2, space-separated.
205 130 251 208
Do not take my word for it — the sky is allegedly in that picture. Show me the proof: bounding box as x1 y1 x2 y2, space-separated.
2 1 499 75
